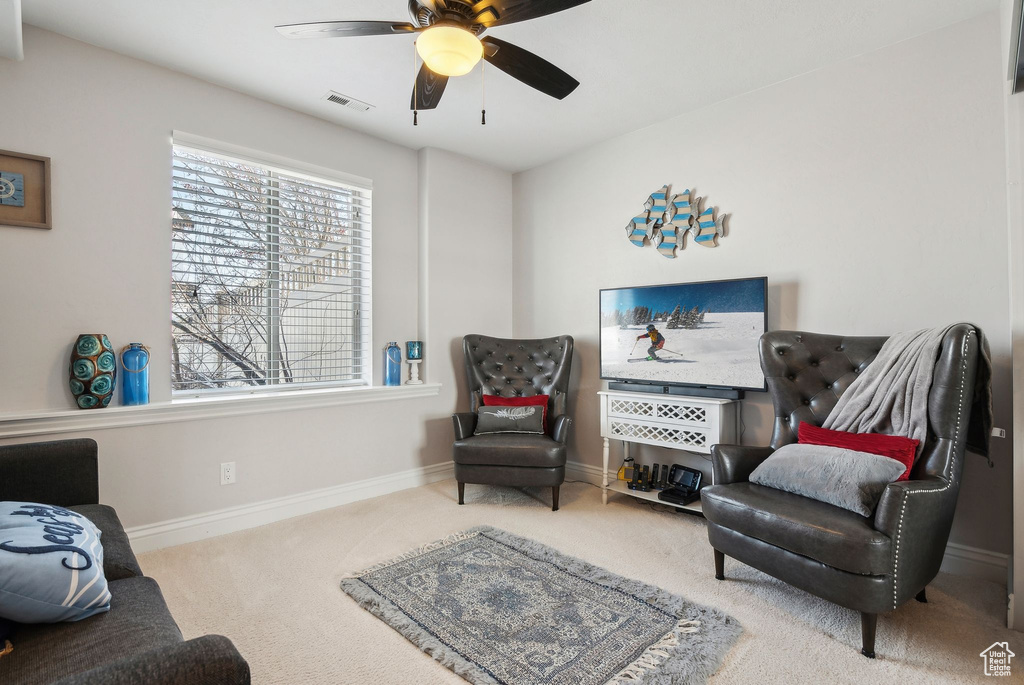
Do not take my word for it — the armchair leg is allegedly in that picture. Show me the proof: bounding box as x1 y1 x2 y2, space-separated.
552 486 560 512
714 549 725 580
915 588 927 603
457 481 465 505
860 612 877 659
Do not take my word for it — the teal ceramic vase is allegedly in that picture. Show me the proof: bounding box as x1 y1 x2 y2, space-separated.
69 334 116 409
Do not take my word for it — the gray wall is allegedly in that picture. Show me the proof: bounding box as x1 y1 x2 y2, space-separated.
0 27 513 530
511 12 1014 555
1000 0 1024 625
0 14 1014 564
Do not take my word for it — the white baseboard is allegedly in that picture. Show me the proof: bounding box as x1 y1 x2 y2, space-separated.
128 458 1011 586
566 459 605 485
940 542 1010 585
568 460 1009 585
133 461 593 554
126 461 455 553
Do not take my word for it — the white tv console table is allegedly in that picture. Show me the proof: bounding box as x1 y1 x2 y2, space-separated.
599 389 740 514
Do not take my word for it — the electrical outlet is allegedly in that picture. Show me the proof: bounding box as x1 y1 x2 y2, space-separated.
992 427 1006 439
220 461 236 485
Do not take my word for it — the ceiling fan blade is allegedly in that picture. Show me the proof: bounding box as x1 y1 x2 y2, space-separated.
481 37 579 100
275 21 419 39
411 64 449 110
471 0 591 27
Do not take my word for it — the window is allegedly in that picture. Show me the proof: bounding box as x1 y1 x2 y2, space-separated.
171 141 371 395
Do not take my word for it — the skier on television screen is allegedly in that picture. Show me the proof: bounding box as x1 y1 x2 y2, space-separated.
636 324 666 361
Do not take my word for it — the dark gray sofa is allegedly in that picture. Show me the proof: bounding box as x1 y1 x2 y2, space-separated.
0 439 250 685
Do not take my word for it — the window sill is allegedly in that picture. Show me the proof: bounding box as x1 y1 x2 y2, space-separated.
0 383 442 439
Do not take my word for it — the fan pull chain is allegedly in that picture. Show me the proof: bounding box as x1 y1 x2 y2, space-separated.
481 60 487 126
413 40 419 126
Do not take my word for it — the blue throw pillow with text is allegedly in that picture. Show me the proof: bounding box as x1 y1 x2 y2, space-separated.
0 502 111 623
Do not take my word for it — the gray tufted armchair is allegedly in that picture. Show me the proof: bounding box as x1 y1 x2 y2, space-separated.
700 325 981 658
452 334 574 511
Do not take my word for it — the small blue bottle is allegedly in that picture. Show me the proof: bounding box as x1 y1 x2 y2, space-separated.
384 342 402 386
120 343 150 406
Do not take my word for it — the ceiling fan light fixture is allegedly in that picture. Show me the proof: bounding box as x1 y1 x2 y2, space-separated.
416 25 482 77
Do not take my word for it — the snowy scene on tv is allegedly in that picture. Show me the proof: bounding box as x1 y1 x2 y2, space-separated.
600 278 766 390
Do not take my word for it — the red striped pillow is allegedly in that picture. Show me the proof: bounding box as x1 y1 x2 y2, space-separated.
482 394 549 433
798 422 918 481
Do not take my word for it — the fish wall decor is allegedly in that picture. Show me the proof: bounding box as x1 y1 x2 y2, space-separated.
624 184 727 257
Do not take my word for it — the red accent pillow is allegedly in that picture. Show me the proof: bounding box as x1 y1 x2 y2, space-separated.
798 422 918 481
482 394 549 432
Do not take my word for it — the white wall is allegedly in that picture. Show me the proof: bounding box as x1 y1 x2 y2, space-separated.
0 16 1012 569
418 146 515 462
512 12 1014 557
1000 0 1024 628
0 28 512 530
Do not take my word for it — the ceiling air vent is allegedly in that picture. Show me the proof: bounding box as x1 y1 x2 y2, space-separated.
322 91 374 113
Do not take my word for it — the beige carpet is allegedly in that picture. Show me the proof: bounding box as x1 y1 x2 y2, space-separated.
139 480 1017 684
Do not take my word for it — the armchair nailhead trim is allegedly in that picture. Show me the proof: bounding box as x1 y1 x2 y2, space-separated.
890 330 970 611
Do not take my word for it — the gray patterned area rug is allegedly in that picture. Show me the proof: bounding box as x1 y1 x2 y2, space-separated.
340 526 740 684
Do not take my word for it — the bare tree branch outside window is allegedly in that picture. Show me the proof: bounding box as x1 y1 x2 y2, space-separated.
171 146 370 393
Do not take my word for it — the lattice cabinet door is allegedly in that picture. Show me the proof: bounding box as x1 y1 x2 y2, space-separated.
599 391 738 455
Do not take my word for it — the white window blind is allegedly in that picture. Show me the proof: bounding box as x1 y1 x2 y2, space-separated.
171 142 371 395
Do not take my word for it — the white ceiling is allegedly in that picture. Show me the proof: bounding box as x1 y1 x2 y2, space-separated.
20 0 998 172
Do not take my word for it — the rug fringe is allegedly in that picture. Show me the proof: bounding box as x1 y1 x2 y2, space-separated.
341 527 488 579
607 619 701 683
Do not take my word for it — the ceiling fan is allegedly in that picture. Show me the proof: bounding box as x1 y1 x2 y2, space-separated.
276 0 592 115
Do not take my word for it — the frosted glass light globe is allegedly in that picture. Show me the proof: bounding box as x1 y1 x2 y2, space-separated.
416 26 483 77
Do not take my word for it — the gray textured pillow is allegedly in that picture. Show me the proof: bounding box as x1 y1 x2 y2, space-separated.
749 444 905 517
474 405 545 435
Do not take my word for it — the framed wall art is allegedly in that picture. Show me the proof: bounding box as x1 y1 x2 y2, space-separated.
0 149 51 230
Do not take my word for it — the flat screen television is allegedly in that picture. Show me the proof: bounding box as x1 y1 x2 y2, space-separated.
600 276 767 392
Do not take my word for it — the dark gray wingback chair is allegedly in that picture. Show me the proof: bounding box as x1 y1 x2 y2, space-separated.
451 334 574 511
701 325 980 658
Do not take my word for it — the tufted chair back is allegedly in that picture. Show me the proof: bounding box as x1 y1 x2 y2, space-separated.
760 326 979 482
463 335 574 428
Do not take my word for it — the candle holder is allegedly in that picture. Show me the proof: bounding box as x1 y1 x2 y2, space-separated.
406 341 423 385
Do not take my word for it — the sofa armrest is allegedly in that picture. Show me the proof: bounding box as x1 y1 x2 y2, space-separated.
0 439 99 506
53 635 250 685
710 444 774 485
873 478 957 607
452 412 477 441
551 415 572 445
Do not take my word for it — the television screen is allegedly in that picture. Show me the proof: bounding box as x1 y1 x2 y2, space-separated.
600 276 767 391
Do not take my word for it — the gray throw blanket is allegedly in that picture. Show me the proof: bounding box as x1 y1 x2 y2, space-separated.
823 324 993 460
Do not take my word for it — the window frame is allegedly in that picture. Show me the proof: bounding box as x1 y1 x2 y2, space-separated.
170 132 373 399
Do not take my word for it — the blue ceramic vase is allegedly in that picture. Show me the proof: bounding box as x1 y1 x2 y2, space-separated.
120 343 150 406
69 334 116 409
